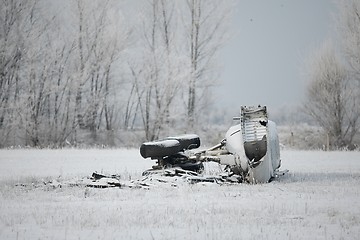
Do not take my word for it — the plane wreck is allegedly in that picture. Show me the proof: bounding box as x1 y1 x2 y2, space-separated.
140 106 285 184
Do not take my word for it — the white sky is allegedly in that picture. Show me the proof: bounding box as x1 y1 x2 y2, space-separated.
215 0 337 113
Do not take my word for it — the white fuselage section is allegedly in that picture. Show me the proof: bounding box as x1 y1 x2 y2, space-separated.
222 120 280 183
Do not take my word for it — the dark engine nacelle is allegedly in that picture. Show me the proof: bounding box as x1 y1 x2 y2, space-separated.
140 134 200 159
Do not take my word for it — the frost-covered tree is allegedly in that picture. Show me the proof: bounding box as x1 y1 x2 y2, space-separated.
338 0 360 147
338 0 360 82
130 0 232 140
183 0 231 129
71 0 129 134
0 0 49 146
130 0 187 141
129 0 232 140
0 0 231 147
302 0 360 150
0 0 131 147
303 42 359 149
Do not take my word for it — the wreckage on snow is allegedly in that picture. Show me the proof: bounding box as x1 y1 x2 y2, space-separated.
140 105 284 184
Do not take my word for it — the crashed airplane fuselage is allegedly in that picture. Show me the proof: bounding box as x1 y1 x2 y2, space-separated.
140 106 281 183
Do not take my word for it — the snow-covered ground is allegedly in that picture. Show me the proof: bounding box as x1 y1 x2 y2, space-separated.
0 149 359 240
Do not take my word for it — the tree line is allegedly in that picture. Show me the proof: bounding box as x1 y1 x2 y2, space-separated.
0 0 231 147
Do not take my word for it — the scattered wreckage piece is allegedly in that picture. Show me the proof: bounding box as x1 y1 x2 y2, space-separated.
86 169 242 189
84 172 122 188
14 173 123 190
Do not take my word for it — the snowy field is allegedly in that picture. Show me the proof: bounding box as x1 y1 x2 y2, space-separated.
0 149 360 240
